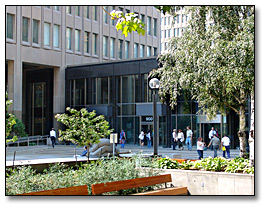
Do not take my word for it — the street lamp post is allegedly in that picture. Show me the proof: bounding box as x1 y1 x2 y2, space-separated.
149 78 160 156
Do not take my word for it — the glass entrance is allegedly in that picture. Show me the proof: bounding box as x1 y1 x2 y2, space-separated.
201 123 220 145
141 123 153 146
31 82 46 135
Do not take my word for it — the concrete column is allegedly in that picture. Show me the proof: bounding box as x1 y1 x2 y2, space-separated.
7 60 15 112
13 6 23 120
53 67 65 133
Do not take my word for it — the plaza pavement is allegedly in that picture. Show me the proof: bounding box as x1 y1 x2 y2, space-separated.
6 143 240 166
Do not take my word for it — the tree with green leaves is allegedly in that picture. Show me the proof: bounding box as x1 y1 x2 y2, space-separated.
55 107 113 161
6 92 18 143
150 6 254 158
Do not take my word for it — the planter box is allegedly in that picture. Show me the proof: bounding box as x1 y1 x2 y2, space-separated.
159 168 254 195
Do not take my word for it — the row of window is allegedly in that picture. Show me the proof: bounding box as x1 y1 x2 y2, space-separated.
161 27 186 39
161 14 189 25
7 13 158 59
69 74 156 107
30 6 158 35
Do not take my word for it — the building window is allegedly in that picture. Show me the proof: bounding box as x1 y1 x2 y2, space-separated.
44 23 50 46
84 6 89 19
140 44 144 58
165 42 168 50
66 27 72 50
92 33 98 55
75 6 80 16
174 28 177 37
75 29 80 52
53 24 60 48
22 17 29 42
153 47 157 56
92 6 97 21
33 19 39 44
103 6 108 24
84 32 89 54
54 6 59 11
182 14 185 23
165 30 167 38
134 43 138 58
140 14 145 23
103 36 108 57
66 6 71 14
118 39 123 59
118 75 139 104
70 79 86 106
110 37 115 58
164 17 167 25
177 15 180 23
7 14 14 39
153 18 157 36
147 46 151 57
125 41 129 59
93 77 110 104
168 29 171 38
147 17 151 35
161 17 164 25
110 6 115 25
161 30 163 38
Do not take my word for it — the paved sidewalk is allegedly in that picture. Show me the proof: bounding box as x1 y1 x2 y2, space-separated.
6 144 240 165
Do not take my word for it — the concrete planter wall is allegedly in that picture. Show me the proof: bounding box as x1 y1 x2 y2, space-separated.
159 169 254 195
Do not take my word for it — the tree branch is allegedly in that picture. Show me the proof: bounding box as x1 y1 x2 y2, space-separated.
101 6 112 17
207 91 239 115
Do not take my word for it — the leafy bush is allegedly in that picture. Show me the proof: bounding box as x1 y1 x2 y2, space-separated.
157 157 180 169
155 157 254 174
6 155 161 195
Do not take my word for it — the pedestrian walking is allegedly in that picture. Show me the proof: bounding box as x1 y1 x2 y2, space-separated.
172 129 177 150
221 134 231 158
81 146 88 156
197 137 205 160
177 129 184 150
138 129 145 148
185 126 193 151
208 127 217 150
119 129 126 148
50 128 56 148
207 134 221 158
146 130 152 148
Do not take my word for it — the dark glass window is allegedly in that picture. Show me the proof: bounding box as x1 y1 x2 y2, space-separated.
33 19 39 44
70 79 86 106
96 77 109 104
22 17 29 42
7 14 14 39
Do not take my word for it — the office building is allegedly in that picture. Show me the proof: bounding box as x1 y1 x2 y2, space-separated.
6 5 161 136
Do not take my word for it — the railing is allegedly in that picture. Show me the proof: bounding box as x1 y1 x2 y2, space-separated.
6 135 50 147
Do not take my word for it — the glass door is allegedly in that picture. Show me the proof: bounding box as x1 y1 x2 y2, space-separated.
31 82 46 135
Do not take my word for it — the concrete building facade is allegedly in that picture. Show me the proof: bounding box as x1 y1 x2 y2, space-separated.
6 5 161 136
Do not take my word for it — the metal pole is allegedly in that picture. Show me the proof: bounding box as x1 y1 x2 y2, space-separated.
74 149 78 170
13 151 16 168
153 89 158 156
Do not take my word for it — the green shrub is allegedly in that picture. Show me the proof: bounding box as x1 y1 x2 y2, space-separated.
155 157 254 174
6 155 161 195
157 157 180 169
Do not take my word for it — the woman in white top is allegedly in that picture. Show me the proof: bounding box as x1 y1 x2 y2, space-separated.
197 137 205 160
139 130 145 148
177 129 185 150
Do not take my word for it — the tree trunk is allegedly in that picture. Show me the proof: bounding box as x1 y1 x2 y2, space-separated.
237 103 246 158
248 93 254 166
